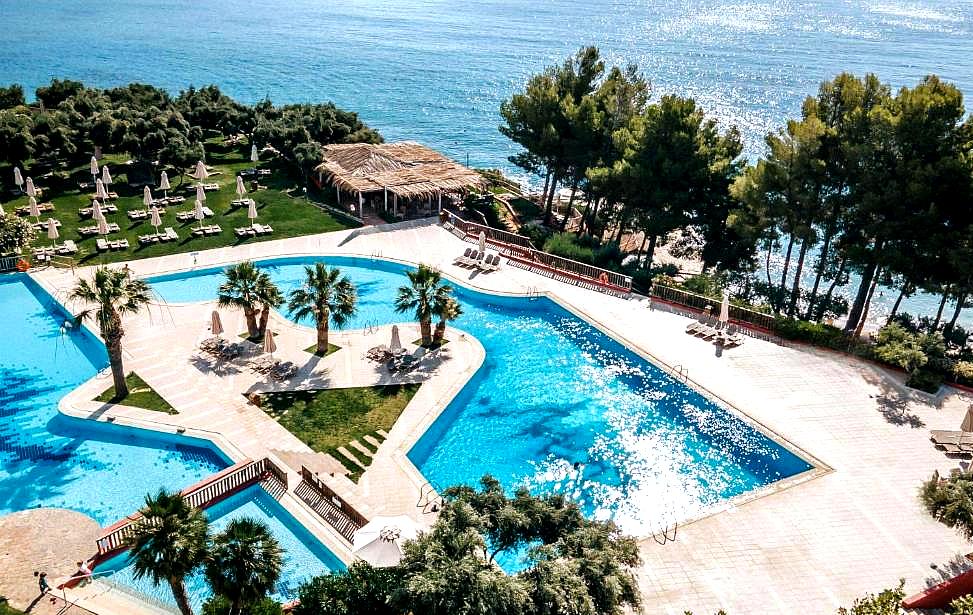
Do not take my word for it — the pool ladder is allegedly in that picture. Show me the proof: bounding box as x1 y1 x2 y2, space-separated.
671 364 689 382
653 521 678 545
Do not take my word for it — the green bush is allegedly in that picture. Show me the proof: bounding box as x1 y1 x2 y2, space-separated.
680 273 725 297
518 222 552 247
773 318 861 351
541 232 624 270
950 594 973 614
906 368 943 394
202 596 282 615
921 470 973 539
952 360 973 387
836 580 905 614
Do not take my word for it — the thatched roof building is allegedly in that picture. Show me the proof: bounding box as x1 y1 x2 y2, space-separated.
315 142 484 204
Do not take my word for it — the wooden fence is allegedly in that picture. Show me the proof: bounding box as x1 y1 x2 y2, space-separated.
296 467 368 542
441 211 633 294
96 457 287 555
650 284 777 331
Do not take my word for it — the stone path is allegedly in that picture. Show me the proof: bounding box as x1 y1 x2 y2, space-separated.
0 508 100 614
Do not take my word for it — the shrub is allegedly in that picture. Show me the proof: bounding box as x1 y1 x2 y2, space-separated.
773 318 863 352
518 222 552 247
680 273 725 298
202 596 282 615
835 580 905 614
543 232 597 264
906 368 943 394
950 594 973 615
0 213 37 255
952 360 973 386
920 470 973 539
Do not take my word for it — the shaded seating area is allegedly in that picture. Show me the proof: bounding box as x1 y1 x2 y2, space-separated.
316 141 485 219
234 224 273 238
176 206 214 222
185 182 219 192
32 240 78 261
138 228 180 245
96 238 130 252
454 248 503 272
151 196 185 207
78 222 121 236
79 203 118 218
16 202 54 216
31 219 61 231
128 208 164 220
191 224 223 237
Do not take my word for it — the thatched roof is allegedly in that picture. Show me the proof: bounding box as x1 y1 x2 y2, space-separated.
315 141 484 199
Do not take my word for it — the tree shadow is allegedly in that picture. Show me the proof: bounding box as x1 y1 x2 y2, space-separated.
924 553 973 587
875 392 926 428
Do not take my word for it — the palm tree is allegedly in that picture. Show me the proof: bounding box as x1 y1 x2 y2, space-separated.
394 264 453 346
255 274 283 340
433 296 462 345
205 517 284 615
127 490 209 615
287 263 357 355
70 266 152 398
218 261 262 338
218 261 281 339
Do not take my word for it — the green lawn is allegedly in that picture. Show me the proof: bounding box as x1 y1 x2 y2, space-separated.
303 342 341 357
508 196 543 220
0 602 25 615
260 384 420 478
95 372 177 414
2 137 358 266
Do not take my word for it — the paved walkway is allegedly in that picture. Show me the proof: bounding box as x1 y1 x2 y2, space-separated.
31 219 973 614
0 508 100 614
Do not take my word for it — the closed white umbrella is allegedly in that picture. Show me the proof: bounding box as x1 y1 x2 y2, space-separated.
352 516 419 568
389 325 403 355
196 183 206 203
210 310 224 338
262 329 276 355
250 143 258 163
28 196 41 221
25 177 36 198
0 203 5 216
101 165 112 186
95 179 107 200
962 406 973 433
478 230 486 254
92 199 104 221
89 156 99 181
235 175 247 197
193 160 208 182
149 206 162 233
160 171 171 198
247 199 258 227
718 291 730 328
143 185 153 208
46 218 59 246
13 167 23 191
194 199 205 229
97 215 109 236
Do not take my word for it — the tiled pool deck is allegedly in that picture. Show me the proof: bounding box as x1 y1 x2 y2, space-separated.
31 218 973 614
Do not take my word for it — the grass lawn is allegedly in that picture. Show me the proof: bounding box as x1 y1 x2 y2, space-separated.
303 342 341 357
508 196 543 220
412 337 448 350
94 372 177 414
261 384 420 478
1 137 359 266
0 603 25 615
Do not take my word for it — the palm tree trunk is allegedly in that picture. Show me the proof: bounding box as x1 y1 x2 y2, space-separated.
106 332 128 398
258 304 271 337
317 319 330 354
420 318 432 346
434 319 446 344
244 306 259 338
168 577 194 615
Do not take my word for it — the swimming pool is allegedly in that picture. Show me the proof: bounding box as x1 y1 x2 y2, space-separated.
151 256 813 535
0 274 230 524
97 484 345 610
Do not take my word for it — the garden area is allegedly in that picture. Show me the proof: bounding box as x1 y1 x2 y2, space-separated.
94 372 177 414
259 383 420 479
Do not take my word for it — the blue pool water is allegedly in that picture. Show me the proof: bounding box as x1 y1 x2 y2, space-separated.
151 257 812 535
98 485 345 610
0 274 230 524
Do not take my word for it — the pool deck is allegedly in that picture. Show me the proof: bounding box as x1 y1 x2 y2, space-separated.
30 218 973 614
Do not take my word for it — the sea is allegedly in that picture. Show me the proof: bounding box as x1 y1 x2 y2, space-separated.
1 0 971 324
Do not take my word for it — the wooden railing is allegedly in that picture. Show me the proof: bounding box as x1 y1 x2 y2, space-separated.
441 211 633 294
296 467 368 542
96 457 287 555
651 284 777 330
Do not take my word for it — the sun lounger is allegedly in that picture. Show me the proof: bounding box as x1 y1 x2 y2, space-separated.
164 227 179 241
686 312 709 334
235 227 254 238
96 238 109 252
482 253 500 271
931 430 967 446
455 248 473 265
59 240 77 255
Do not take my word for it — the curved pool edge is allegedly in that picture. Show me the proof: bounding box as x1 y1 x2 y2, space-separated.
32 243 832 543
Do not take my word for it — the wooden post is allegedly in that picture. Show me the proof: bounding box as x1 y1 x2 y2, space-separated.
335 185 340 206
384 187 388 212
394 193 398 218
438 191 442 213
